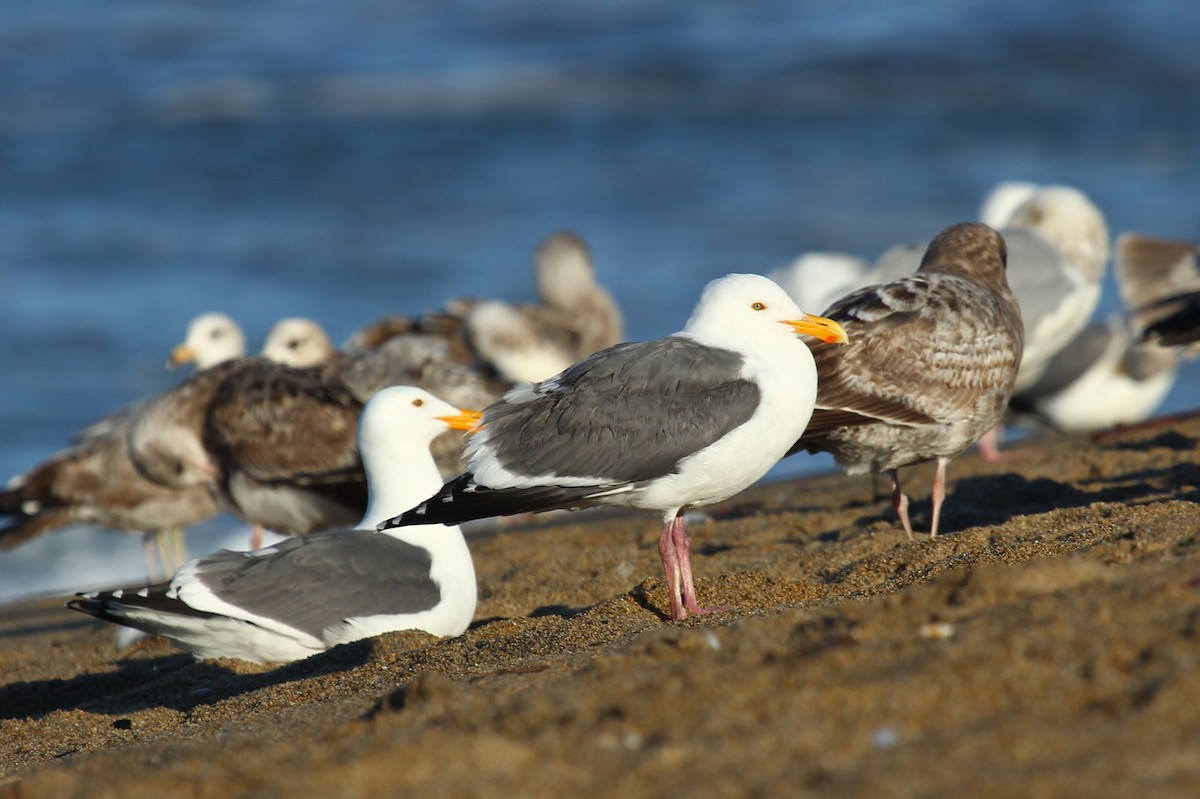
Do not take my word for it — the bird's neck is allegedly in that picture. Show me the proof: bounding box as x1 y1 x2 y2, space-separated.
357 441 445 530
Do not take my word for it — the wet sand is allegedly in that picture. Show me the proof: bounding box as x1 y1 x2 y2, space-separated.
2 413 1199 798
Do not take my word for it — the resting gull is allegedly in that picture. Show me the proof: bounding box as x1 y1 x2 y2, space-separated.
464 230 624 383
790 222 1024 540
1 312 247 579
1009 314 1178 432
69 387 481 664
381 273 848 621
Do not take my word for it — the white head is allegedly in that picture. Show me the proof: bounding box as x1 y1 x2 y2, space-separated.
1006 185 1111 282
261 318 337 367
534 230 597 309
978 181 1040 228
356 386 481 529
169 312 246 370
681 273 849 352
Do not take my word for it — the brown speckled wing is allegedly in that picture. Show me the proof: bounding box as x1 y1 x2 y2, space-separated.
206 363 363 487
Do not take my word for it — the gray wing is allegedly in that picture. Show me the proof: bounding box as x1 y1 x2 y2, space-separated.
189 530 440 638
1001 228 1078 334
484 337 761 484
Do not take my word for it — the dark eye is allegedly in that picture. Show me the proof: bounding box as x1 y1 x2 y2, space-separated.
288 339 300 349
412 398 424 407
211 329 224 339
751 302 766 311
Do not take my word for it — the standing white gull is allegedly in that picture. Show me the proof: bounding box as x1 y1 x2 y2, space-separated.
68 387 482 664
790 223 1024 540
381 274 848 621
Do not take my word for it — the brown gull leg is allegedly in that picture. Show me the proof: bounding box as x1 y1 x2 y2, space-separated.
888 468 915 541
929 457 948 538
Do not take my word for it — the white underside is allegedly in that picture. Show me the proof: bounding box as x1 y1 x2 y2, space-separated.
112 527 477 665
470 333 820 519
1038 359 1175 432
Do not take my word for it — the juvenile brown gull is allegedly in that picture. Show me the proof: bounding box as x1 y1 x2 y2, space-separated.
790 222 1024 540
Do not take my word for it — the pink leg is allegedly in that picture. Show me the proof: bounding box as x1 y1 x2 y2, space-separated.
929 458 948 538
976 425 1003 462
889 469 914 541
657 518 685 621
250 524 264 551
671 514 727 619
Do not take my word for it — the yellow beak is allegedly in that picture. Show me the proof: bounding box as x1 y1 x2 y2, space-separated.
167 344 196 369
784 313 849 344
437 409 485 433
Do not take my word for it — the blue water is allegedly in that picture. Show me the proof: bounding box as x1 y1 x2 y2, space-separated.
3 0 1198 604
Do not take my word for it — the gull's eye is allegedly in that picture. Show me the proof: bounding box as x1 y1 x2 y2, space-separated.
412 398 424 408
288 338 300 350
751 301 767 311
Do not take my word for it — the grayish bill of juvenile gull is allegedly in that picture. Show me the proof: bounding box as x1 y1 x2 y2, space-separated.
790 222 1024 540
464 230 624 383
380 273 849 621
1117 233 1200 349
0 312 248 581
69 387 482 664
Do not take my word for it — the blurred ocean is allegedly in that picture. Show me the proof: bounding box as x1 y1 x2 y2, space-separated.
2 0 1198 604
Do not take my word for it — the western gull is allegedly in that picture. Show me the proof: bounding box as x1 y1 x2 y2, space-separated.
1 312 248 579
1117 233 1200 349
68 387 482 664
463 230 624 383
168 312 247 370
380 273 848 621
790 222 1024 540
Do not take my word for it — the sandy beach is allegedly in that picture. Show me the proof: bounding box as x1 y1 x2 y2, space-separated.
2 412 1199 798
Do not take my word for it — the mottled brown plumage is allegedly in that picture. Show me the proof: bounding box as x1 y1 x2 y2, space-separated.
792 222 1024 538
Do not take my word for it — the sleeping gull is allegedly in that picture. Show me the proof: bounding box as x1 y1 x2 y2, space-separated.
463 230 624 383
68 387 482 664
790 223 1024 539
380 273 848 621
